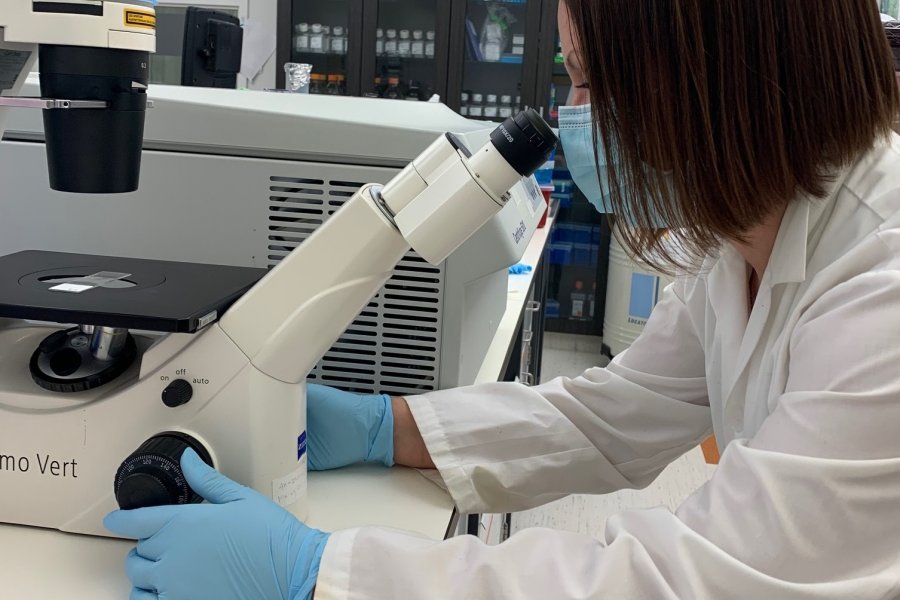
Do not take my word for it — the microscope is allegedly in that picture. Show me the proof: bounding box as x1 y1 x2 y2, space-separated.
0 1 557 538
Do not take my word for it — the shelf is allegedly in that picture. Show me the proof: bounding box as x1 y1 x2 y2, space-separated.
292 51 349 59
465 58 524 66
376 56 436 62
468 0 530 6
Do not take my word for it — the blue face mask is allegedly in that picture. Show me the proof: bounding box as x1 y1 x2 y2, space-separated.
558 104 673 227
558 104 616 215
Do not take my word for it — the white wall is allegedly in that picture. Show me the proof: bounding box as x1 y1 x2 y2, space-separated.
247 0 278 90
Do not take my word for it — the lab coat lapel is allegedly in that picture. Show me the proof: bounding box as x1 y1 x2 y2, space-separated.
706 245 750 407
718 201 812 422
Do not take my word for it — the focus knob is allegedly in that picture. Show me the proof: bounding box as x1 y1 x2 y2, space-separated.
162 379 193 408
114 432 213 510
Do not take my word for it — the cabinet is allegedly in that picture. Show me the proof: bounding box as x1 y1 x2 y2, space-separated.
276 0 561 116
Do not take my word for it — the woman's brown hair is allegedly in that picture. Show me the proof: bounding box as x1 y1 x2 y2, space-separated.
564 0 900 270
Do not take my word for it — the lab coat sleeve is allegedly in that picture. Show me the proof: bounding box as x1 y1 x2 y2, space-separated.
405 280 712 514
313 270 900 600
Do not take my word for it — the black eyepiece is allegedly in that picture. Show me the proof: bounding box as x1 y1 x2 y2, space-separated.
39 45 149 194
490 108 558 177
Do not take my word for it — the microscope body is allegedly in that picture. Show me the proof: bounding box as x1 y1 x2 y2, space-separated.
0 322 307 534
0 113 555 536
0 1 556 538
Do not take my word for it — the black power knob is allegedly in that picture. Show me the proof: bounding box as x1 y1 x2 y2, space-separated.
162 379 193 408
114 432 213 510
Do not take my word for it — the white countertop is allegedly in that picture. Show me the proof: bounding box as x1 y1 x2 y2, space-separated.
475 216 555 385
0 220 556 599
0 466 454 599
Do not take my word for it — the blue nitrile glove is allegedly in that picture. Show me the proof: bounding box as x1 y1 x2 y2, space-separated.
508 263 533 275
307 383 394 471
104 449 330 600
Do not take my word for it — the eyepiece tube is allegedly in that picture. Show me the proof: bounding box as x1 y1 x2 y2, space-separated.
391 110 557 265
467 109 558 204
39 45 150 194
490 108 558 177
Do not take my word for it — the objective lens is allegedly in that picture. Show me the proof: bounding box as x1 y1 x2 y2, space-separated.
39 45 150 194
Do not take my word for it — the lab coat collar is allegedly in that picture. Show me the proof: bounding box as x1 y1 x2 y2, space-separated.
766 170 850 287
707 168 850 420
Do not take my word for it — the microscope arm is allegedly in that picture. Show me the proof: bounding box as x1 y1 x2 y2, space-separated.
219 132 529 385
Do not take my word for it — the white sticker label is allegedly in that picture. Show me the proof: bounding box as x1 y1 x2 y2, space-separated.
272 458 306 508
197 311 218 329
49 283 94 294
523 177 546 212
0 49 32 93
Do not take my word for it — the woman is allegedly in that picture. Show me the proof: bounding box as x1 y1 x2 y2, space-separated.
106 1 900 598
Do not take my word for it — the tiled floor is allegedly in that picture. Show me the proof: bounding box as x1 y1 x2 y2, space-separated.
509 333 714 540
539 332 610 381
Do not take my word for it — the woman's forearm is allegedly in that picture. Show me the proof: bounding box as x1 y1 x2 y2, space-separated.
392 397 435 469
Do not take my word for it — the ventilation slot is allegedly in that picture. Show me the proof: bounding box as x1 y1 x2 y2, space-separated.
268 175 443 396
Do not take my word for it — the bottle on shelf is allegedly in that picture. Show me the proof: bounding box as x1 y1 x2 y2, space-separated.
322 26 332 55
512 34 526 57
309 73 327 94
406 81 421 101
294 23 310 53
385 29 399 57
411 30 425 59
484 94 499 118
425 31 436 59
309 24 325 54
469 93 484 118
376 28 385 56
325 74 342 95
589 282 597 320
499 94 514 118
571 281 587 320
460 92 470 117
384 76 403 99
370 76 385 98
398 30 412 58
331 26 347 55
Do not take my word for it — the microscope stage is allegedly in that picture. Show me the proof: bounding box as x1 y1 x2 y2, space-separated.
0 251 266 332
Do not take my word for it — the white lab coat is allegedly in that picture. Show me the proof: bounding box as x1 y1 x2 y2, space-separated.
315 135 900 599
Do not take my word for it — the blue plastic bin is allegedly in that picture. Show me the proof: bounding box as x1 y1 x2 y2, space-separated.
545 299 561 318
550 243 574 265
554 223 575 243
573 243 593 266
553 181 574 196
550 192 573 209
572 224 593 244
534 165 554 187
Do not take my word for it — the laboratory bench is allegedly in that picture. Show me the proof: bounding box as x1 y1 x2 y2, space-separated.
0 216 558 598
